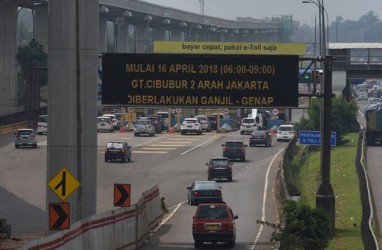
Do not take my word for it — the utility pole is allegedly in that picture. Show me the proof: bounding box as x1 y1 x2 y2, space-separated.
199 0 205 15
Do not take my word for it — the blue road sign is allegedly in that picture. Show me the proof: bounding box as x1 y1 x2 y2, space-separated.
299 130 336 146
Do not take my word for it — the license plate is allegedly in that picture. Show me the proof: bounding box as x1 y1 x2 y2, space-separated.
204 224 221 230
188 125 192 128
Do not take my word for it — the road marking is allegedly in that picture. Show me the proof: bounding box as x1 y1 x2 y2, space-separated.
150 144 187 147
157 141 192 144
153 202 185 233
167 138 200 141
141 147 177 150
180 135 216 155
133 151 167 154
252 148 284 249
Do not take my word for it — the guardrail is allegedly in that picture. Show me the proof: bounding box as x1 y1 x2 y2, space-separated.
0 121 30 135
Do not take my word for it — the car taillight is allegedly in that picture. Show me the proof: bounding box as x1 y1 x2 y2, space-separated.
223 146 229 151
193 191 201 197
239 146 245 151
16 135 21 139
229 223 234 231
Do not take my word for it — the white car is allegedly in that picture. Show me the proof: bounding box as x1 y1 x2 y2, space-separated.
240 117 257 135
37 115 48 135
194 115 211 132
276 125 295 142
134 119 155 137
97 116 114 132
181 118 202 135
102 114 119 130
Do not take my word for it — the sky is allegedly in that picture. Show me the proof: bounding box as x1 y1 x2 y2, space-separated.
141 0 381 25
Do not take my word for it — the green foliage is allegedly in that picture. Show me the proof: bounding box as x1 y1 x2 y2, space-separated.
293 97 358 145
15 39 47 106
264 200 332 250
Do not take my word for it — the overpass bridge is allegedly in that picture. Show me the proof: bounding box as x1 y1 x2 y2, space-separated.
328 43 382 98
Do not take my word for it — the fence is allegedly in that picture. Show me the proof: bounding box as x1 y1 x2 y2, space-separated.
20 185 162 250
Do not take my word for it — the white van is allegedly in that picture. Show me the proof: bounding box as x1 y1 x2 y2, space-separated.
37 115 48 134
97 116 114 132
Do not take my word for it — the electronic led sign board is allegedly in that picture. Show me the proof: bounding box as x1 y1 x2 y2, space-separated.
102 53 299 107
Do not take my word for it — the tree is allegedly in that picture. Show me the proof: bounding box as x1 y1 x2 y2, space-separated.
15 39 47 106
293 97 358 145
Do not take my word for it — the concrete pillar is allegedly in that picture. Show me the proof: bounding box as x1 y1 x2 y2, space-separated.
154 27 167 41
34 4 49 53
170 30 184 41
116 18 129 52
135 22 149 53
0 1 17 109
98 16 107 53
47 0 98 232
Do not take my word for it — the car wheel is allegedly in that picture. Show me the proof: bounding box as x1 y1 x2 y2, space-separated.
105 158 108 162
33 144 37 148
190 199 195 206
15 144 19 149
240 131 243 135
228 176 232 182
208 176 212 181
122 156 126 163
242 157 246 162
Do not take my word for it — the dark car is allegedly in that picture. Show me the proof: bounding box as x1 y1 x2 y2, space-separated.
249 130 272 147
207 157 233 181
104 141 132 163
206 115 217 130
222 140 247 162
187 181 223 205
192 202 238 248
147 115 162 133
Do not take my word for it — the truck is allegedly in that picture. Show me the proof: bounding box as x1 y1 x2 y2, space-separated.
365 103 382 146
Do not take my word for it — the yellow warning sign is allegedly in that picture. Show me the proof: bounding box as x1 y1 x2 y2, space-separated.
48 166 80 201
153 41 306 55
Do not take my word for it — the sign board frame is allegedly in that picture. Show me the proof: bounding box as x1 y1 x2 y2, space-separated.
102 53 299 108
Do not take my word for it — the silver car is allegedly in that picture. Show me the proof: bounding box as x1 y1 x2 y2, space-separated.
15 128 37 148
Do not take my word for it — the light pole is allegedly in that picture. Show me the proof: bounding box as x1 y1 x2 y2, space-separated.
303 0 335 231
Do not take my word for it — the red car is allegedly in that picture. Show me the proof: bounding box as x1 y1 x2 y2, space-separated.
192 203 238 249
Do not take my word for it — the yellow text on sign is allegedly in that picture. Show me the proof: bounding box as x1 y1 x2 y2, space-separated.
48 166 80 201
153 41 306 55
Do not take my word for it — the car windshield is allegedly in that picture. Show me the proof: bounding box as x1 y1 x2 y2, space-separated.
184 119 197 124
195 116 207 121
98 118 110 123
137 120 150 125
242 118 255 123
279 126 293 131
107 143 123 149
211 159 229 166
225 142 243 147
38 116 48 122
252 131 266 136
197 204 229 219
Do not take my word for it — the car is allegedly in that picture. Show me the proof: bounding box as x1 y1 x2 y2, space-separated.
276 125 295 142
97 116 114 132
134 118 155 137
147 115 162 133
192 202 238 248
181 118 202 135
369 97 381 104
240 117 257 135
102 113 120 130
15 128 37 148
206 157 233 181
37 115 48 135
249 130 272 147
206 115 218 130
357 92 368 101
104 141 132 163
221 140 247 161
187 181 223 205
194 115 211 132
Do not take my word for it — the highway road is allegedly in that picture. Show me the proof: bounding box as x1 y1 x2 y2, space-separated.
0 129 288 248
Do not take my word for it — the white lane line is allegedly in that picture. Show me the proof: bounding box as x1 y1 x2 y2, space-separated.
153 202 185 233
167 138 200 141
141 147 177 150
158 141 192 144
180 135 216 155
134 136 163 147
133 151 167 154
251 148 284 249
150 144 187 147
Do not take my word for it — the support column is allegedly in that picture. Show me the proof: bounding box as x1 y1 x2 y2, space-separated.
154 27 167 41
47 0 98 233
135 22 149 53
116 18 129 52
170 30 185 41
34 4 49 53
0 1 17 109
98 16 107 53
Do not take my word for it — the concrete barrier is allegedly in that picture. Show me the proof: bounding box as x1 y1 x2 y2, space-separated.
0 121 30 135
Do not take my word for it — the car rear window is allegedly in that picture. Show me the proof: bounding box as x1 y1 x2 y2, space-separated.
242 118 255 123
137 120 150 125
252 131 267 136
107 142 123 149
98 118 110 123
184 119 197 124
196 204 229 219
195 182 218 189
225 141 243 147
211 159 229 165
17 130 33 135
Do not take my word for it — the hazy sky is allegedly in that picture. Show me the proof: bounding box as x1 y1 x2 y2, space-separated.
142 0 381 25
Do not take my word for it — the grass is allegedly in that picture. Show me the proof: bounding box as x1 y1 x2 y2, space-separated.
291 132 364 249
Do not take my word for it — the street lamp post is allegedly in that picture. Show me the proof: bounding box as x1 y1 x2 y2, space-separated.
303 0 335 231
